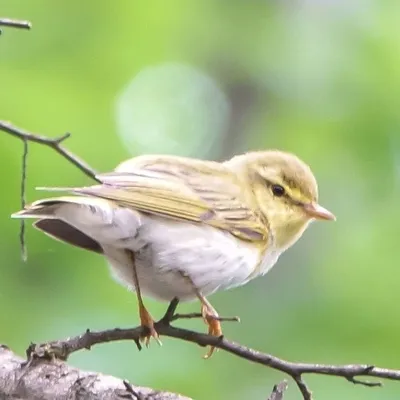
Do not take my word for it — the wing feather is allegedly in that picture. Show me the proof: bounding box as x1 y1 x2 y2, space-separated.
72 156 267 242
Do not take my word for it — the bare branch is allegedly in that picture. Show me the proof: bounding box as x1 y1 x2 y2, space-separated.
19 139 28 261
0 345 191 400
0 121 101 260
0 121 99 182
293 375 312 400
22 301 398 400
346 375 382 388
171 312 240 322
0 17 31 33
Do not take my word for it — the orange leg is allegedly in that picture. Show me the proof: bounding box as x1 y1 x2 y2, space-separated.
127 251 161 347
198 294 223 359
180 273 224 358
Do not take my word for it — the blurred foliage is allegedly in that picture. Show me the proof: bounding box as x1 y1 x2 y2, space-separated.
1 1 400 399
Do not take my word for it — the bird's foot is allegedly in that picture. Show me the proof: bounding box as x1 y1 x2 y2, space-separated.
139 305 162 347
201 304 223 359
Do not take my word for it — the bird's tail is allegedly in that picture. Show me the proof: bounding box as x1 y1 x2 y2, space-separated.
12 192 142 254
11 196 106 254
11 194 105 218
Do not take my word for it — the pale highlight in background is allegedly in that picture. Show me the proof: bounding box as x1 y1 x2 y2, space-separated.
115 63 231 158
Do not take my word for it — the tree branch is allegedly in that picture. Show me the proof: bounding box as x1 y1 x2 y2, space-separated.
0 120 100 260
0 17 31 33
0 121 99 182
23 298 399 400
0 344 191 400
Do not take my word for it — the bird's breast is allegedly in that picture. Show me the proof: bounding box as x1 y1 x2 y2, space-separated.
105 216 273 302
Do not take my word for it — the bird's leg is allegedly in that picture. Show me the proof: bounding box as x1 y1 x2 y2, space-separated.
198 295 224 359
180 273 223 359
126 250 161 347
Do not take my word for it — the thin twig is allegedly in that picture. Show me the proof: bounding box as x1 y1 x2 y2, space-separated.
0 121 99 182
346 375 382 387
293 375 312 400
123 380 144 400
0 17 31 32
171 312 240 322
0 121 100 261
25 302 399 400
20 139 28 261
267 380 288 400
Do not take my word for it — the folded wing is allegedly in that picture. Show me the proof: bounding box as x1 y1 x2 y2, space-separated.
70 156 267 243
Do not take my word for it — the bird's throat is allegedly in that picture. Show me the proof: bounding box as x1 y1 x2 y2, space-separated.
272 217 311 251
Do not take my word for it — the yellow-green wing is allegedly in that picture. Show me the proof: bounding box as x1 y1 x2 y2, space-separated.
73 155 267 242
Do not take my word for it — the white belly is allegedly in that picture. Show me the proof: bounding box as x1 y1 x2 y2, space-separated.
103 216 281 302
52 203 281 302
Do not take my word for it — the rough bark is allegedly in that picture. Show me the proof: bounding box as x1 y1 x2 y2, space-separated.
0 345 191 400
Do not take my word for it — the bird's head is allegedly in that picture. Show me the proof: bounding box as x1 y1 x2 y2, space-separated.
227 150 335 250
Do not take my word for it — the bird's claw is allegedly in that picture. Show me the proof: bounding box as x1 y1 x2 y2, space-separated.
140 327 162 347
139 306 162 347
201 305 223 359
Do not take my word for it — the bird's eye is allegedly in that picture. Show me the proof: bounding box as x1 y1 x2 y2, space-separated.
271 184 285 197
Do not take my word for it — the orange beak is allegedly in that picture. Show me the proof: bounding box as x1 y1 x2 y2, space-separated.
303 202 336 221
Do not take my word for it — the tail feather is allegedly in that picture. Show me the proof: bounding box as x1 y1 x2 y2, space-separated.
35 186 77 192
34 219 103 254
11 195 142 251
11 196 97 219
12 196 108 253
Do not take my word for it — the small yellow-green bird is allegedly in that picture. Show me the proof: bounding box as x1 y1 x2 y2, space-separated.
12 150 335 358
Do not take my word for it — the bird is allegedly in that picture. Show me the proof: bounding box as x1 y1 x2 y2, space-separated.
12 150 335 358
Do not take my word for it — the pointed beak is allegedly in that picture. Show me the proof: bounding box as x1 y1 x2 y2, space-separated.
303 202 336 221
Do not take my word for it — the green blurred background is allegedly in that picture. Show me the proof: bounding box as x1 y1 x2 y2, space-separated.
1 1 400 399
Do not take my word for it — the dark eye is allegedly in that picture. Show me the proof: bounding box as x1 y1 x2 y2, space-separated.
271 184 285 197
